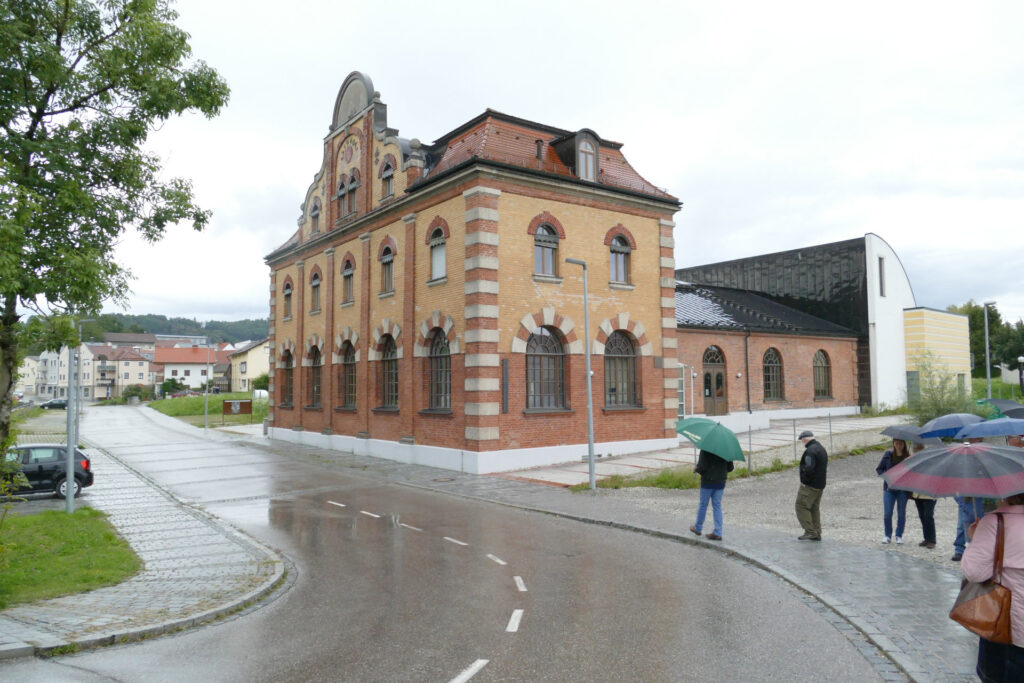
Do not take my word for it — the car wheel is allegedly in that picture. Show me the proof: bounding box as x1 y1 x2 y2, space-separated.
55 477 82 498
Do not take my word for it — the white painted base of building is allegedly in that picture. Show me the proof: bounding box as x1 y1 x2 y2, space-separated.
682 405 861 434
268 427 678 474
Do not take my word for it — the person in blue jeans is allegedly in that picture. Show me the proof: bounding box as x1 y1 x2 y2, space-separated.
690 449 734 541
876 438 911 544
952 495 987 561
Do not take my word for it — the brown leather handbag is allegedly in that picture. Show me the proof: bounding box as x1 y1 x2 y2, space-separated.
949 513 1013 644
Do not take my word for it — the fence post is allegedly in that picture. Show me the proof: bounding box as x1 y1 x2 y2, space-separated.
828 413 833 455
793 419 798 461
748 427 753 472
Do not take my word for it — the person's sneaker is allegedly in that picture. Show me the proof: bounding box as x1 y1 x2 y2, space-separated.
951 553 963 561
881 536 891 544
895 537 903 545
798 532 816 540
705 533 722 541
689 525 701 536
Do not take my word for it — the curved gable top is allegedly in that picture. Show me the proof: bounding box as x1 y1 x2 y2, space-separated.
332 71 375 130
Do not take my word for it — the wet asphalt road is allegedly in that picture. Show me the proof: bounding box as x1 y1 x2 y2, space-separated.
2 407 884 681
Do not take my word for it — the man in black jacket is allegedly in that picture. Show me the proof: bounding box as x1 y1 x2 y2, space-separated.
795 430 828 541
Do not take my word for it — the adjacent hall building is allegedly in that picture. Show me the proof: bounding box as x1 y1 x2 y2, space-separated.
265 72 681 474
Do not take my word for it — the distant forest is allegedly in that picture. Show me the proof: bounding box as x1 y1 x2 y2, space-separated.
78 314 269 345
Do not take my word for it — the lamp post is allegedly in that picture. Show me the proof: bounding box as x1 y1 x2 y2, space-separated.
1018 355 1024 397
65 317 94 513
984 301 996 400
565 258 596 491
204 342 211 431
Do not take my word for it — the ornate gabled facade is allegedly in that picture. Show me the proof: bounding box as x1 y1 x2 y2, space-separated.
265 72 680 473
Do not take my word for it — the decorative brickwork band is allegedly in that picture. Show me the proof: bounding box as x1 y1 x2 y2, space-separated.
301 334 324 366
510 306 582 354
368 318 403 361
277 338 295 357
594 313 652 356
414 311 460 357
603 223 637 249
332 326 360 364
526 211 566 239
425 216 451 244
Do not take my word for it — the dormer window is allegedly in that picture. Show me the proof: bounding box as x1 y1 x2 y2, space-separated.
578 139 596 181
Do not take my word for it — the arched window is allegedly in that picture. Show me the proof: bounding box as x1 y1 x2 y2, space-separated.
346 172 358 215
309 272 321 312
703 346 725 364
339 342 356 409
380 335 398 408
381 163 394 198
813 350 832 399
534 225 558 276
428 330 451 409
308 346 322 408
526 327 565 409
610 235 631 283
282 282 292 319
336 176 348 214
380 246 394 293
578 139 596 181
429 227 446 281
310 199 321 234
604 331 638 407
342 259 354 304
763 348 784 401
280 350 294 406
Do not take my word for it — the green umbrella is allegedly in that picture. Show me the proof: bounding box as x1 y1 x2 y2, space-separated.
676 417 745 462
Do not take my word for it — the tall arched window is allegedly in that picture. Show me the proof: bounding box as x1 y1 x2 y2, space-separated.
310 198 321 234
280 350 294 406
578 139 596 181
346 172 358 215
609 235 631 283
342 259 354 304
308 347 322 408
429 227 446 281
310 272 321 312
336 176 348 214
339 342 356 409
763 348 784 401
813 350 832 399
282 282 292 319
604 331 638 407
380 246 394 293
381 163 394 198
526 327 565 409
428 330 451 409
534 225 558 276
380 335 398 408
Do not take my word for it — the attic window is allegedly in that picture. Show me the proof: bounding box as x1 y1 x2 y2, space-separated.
381 163 394 198
578 139 596 181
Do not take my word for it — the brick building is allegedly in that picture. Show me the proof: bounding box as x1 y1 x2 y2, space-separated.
265 72 680 473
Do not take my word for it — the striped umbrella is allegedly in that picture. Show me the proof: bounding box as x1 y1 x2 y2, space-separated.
882 442 1024 498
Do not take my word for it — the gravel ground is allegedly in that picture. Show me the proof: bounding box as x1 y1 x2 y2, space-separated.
603 447 966 569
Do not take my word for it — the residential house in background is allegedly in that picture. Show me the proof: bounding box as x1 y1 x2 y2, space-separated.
904 307 971 401
266 72 680 474
154 346 231 390
16 356 38 396
229 338 271 392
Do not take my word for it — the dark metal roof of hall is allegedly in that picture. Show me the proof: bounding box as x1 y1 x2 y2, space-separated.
675 282 857 337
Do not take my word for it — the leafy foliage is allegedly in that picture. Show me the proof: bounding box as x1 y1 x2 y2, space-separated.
908 352 990 426
947 301 1004 378
0 0 229 447
252 373 269 391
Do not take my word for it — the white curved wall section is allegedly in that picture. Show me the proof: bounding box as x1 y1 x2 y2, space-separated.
865 234 917 408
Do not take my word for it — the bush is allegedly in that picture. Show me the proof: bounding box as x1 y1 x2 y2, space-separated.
122 384 153 401
252 373 269 391
909 353 992 426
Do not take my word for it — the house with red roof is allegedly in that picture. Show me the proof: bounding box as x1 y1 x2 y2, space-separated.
154 346 231 391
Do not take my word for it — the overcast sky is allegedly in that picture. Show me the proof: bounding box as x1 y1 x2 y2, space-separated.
107 0 1024 325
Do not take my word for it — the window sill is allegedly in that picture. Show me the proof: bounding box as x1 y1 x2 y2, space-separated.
340 300 354 309
532 274 562 285
309 309 321 316
601 405 646 414
335 406 357 413
813 396 834 401
378 290 395 300
281 316 292 322
523 407 574 416
609 281 635 291
427 276 448 287
372 406 399 414
277 403 293 410
419 408 453 417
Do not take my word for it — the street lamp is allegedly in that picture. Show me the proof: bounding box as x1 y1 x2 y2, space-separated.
984 301 996 400
65 317 94 513
1018 355 1024 397
565 258 596 491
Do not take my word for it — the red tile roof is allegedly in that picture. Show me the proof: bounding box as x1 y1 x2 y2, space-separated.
154 347 231 365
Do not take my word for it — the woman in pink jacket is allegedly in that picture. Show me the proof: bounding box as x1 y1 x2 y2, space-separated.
962 493 1024 682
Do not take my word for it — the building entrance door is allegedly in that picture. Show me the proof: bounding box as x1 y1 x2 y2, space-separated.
702 346 728 416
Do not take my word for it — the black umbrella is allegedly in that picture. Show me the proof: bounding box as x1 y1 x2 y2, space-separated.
880 424 941 445
987 399 1024 415
1005 406 1024 420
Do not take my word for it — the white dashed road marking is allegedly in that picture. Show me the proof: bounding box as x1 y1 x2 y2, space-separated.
449 659 489 683
399 522 422 531
326 500 346 508
514 576 527 592
444 536 468 546
486 553 507 565
505 609 524 632
359 510 381 518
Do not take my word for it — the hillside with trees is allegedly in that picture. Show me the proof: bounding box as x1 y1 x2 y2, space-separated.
79 315 268 345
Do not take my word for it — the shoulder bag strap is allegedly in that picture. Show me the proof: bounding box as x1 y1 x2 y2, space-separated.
994 513 1005 583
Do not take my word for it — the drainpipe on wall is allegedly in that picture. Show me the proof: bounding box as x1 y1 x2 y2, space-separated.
744 329 751 413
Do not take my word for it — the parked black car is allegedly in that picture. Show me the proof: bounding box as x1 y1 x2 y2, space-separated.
5 444 94 497
39 398 68 410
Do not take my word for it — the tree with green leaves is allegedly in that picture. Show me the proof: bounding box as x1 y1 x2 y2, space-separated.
0 0 229 449
947 301 1004 378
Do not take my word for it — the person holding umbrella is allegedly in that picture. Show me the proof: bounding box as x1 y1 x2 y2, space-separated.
910 442 938 549
689 449 734 541
876 438 912 544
